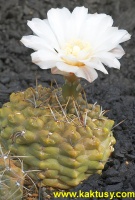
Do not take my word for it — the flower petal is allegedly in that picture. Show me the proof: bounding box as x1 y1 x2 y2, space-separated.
94 28 131 52
96 52 120 69
80 13 113 46
21 35 52 51
60 53 84 66
118 30 131 43
110 45 125 59
75 66 98 82
85 59 108 74
52 65 98 83
56 62 79 73
66 7 88 40
27 18 59 50
47 8 71 47
31 49 61 69
51 67 70 76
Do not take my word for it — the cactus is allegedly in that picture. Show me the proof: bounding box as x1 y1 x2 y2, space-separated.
0 84 116 189
0 146 24 200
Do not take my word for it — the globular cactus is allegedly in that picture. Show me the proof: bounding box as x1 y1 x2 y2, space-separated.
0 85 116 189
0 146 24 200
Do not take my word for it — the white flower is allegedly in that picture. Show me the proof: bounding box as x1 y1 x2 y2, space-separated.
21 7 131 82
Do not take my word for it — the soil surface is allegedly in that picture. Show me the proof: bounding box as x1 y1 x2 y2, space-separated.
0 0 135 199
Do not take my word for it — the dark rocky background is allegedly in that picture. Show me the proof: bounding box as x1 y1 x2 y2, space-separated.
0 0 135 199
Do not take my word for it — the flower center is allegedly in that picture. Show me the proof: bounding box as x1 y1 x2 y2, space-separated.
60 39 92 66
65 40 90 56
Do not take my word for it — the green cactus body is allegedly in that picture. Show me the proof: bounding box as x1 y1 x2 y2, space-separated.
0 156 23 200
0 85 116 189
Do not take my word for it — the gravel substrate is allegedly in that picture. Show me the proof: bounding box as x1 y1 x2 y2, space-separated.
0 0 135 199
